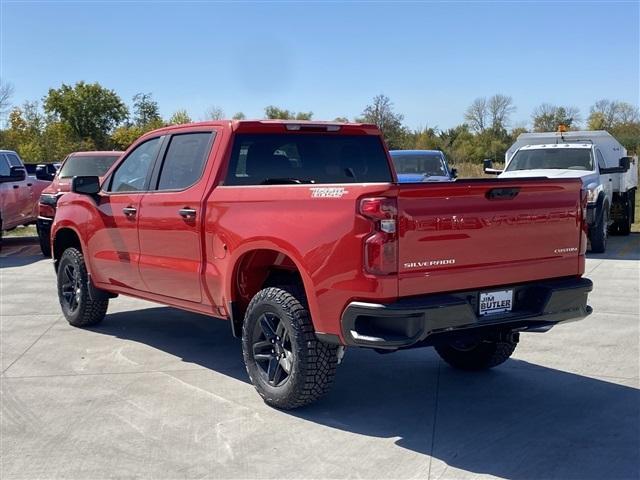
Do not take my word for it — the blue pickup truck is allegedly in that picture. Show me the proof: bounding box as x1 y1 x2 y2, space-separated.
390 149 457 182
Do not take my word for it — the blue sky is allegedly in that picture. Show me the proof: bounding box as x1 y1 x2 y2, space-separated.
1 1 638 130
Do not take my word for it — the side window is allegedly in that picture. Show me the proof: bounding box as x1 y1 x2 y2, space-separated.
109 137 162 193
596 150 606 171
156 132 214 191
5 153 22 167
0 155 10 176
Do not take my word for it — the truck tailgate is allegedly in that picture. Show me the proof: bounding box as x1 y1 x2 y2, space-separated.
397 178 585 297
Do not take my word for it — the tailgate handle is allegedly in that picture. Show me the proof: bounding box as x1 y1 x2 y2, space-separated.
486 187 520 200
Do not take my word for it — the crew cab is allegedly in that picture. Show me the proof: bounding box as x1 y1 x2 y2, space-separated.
485 130 637 253
51 121 593 409
0 150 51 245
390 149 457 182
37 151 122 256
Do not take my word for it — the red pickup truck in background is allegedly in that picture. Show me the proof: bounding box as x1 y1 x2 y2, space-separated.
37 150 122 256
51 121 593 409
0 150 51 245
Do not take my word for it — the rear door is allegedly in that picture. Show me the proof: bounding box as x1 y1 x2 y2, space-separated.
397 178 584 297
137 130 217 303
89 136 164 291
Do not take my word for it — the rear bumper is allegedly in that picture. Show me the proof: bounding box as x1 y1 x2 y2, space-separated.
339 277 593 349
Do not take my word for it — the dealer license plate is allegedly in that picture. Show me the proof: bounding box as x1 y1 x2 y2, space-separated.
479 290 513 316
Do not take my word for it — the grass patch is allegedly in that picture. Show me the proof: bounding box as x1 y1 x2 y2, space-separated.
4 225 37 238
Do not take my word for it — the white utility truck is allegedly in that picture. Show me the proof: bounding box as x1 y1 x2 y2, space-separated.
484 131 637 253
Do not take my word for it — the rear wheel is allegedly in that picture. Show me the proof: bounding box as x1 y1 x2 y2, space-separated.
242 286 338 409
590 207 608 253
57 247 108 327
435 334 518 370
612 193 633 236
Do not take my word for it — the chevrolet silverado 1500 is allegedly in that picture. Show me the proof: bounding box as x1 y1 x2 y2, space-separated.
51 120 593 409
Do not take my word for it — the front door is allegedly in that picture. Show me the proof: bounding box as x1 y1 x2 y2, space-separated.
137 130 216 303
89 136 164 291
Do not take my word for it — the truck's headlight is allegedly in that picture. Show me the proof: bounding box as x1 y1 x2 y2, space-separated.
39 194 59 206
586 184 603 204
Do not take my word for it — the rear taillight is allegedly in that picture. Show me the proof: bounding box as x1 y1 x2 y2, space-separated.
359 197 398 275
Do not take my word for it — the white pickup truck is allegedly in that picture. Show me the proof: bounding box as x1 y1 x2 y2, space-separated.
484 131 637 253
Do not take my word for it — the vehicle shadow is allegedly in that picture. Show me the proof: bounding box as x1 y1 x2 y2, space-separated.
587 233 640 260
94 306 639 480
0 237 45 268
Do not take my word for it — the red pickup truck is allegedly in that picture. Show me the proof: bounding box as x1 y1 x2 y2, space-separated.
37 151 122 256
0 150 51 245
51 121 593 409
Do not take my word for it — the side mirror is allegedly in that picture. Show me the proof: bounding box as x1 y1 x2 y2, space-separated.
10 166 26 181
35 165 55 181
600 157 631 174
483 159 493 170
619 156 631 172
483 159 503 175
450 168 458 179
71 176 101 196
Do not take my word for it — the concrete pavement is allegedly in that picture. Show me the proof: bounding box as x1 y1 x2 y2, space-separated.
1 235 638 479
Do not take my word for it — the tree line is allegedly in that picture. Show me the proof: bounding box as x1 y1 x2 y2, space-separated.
0 79 638 165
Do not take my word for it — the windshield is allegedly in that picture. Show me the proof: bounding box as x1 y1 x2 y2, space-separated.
391 153 448 177
58 155 120 178
506 148 593 172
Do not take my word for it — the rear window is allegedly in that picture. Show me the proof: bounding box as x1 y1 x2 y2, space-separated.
59 155 120 178
225 134 392 185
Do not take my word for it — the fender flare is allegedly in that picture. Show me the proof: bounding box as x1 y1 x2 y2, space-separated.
225 240 320 327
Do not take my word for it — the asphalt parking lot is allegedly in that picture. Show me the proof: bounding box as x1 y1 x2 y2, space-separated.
1 235 639 480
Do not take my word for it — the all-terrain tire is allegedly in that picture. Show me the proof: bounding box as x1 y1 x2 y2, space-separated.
435 336 518 371
57 247 108 327
614 195 632 236
37 223 52 257
242 286 338 409
590 207 608 253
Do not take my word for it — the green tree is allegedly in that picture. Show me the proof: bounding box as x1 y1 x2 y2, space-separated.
532 103 581 132
132 92 161 126
232 112 246 120
358 94 407 149
169 109 192 125
44 81 128 148
264 106 313 120
587 99 639 130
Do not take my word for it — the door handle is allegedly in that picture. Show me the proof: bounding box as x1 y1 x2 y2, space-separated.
179 208 197 219
27 183 33 187
13 185 19 189
122 206 137 217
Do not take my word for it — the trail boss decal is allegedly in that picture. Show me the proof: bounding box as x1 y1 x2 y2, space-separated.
479 290 513 316
403 258 456 269
310 187 348 198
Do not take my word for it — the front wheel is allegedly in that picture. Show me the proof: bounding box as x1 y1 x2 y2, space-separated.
590 207 608 253
37 222 51 257
242 286 338 409
57 247 108 327
435 334 518 370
